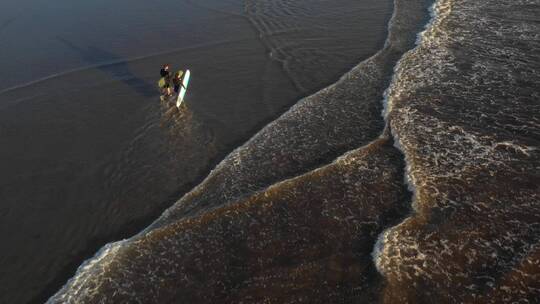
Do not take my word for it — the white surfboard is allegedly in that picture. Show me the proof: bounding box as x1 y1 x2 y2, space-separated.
176 69 190 108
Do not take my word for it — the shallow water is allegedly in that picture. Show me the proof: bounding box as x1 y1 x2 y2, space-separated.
47 0 432 302
6 0 538 302
0 0 394 303
50 138 410 303
46 0 540 302
378 0 540 301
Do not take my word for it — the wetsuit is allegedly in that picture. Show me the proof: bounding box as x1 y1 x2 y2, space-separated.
159 68 172 94
173 76 182 93
160 68 170 78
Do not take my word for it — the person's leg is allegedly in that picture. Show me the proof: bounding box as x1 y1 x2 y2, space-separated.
162 83 168 96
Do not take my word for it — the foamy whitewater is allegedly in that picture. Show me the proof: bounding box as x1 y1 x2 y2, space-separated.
48 0 539 302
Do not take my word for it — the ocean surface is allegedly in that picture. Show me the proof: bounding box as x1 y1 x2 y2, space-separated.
0 0 396 303
2 0 539 302
45 0 540 302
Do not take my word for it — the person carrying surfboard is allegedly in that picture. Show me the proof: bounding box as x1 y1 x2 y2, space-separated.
173 70 186 94
157 64 190 107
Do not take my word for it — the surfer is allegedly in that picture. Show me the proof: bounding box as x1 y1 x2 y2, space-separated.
173 70 186 94
160 64 171 78
158 64 172 96
157 64 190 107
158 77 172 96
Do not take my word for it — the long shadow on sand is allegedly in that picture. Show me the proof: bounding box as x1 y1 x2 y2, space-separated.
56 36 156 97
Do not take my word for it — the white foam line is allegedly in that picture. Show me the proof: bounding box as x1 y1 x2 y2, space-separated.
373 0 443 274
47 240 127 303
381 0 438 121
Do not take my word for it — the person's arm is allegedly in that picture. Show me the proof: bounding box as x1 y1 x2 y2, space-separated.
177 77 186 89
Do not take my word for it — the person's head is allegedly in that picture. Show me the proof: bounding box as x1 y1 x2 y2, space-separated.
163 64 169 70
177 70 184 78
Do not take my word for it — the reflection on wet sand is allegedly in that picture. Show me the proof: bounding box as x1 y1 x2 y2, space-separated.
48 138 410 304
159 96 218 162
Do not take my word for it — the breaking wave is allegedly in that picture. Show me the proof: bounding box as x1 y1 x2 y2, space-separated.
377 0 540 302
